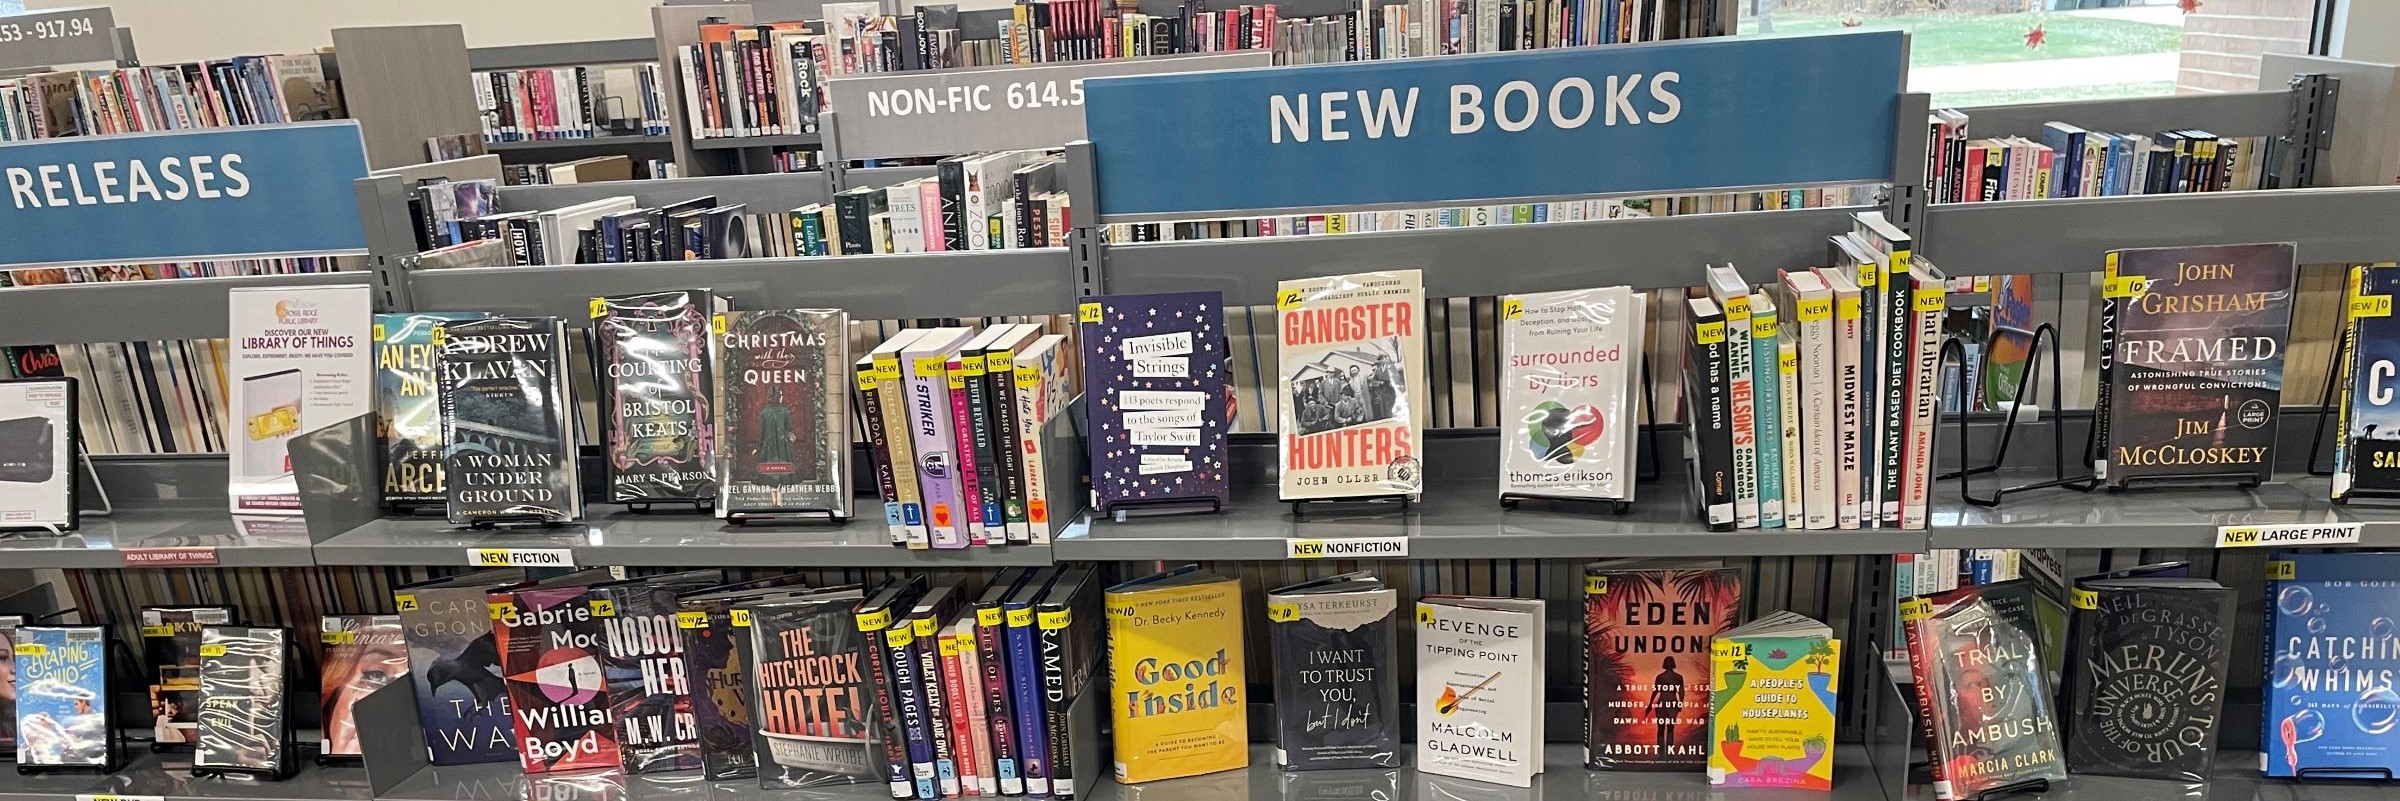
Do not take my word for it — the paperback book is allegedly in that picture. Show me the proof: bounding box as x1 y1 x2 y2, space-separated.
0 378 75 531
1707 612 1839 789
2334 262 2400 501
2095 243 2295 487
596 290 726 503
226 285 372 514
318 614 407 760
143 605 234 748
593 570 723 773
396 569 523 765
376 312 487 508
1079 291 1232 513
716 309 850 518
1416 596 1545 788
2264 552 2400 778
1277 269 1427 501
1107 566 1247 783
438 317 580 524
2062 576 2233 781
1903 583 2065 799
13 625 111 769
745 586 884 788
1267 572 1400 771
493 586 621 773
193 626 290 776
1584 566 1742 770
1498 287 1646 503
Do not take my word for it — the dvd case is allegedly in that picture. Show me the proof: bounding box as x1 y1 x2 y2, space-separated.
193 626 292 778
14 625 115 771
318 614 406 761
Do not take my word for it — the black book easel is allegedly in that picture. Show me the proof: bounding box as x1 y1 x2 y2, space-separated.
191 631 302 781
1500 354 1659 516
1291 495 1415 517
18 633 130 776
622 498 712 514
463 516 571 531
1101 496 1225 522
1936 325 2093 506
724 507 847 526
1965 778 2053 801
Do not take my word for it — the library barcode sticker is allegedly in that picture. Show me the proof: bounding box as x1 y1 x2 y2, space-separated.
2216 522 2361 548
1286 537 1408 559
469 548 575 568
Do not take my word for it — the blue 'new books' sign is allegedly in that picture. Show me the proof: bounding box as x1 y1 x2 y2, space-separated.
1082 32 1907 218
0 120 369 268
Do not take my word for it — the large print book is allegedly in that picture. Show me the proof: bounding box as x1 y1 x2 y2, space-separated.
1267 572 1400 771
14 625 113 769
0 377 76 530
592 570 724 773
716 309 850 518
1902 583 2065 799
2334 261 2400 501
597 290 727 503
2264 551 2400 778
1276 269 1427 501
395 569 524 765
2095 243 2295 487
318 614 407 760
1583 565 1742 771
1107 566 1248 783
438 317 581 524
1079 291 1232 513
744 585 887 789
226 284 373 514
492 585 621 774
376 312 487 508
1705 612 1840 789
193 626 290 776
2061 576 2233 781
1498 287 1646 503
1416 596 1545 788
142 605 235 749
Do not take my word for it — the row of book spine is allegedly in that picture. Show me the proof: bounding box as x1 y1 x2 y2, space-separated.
474 63 672 143
1104 186 1876 243
0 54 340 142
1272 0 1721 65
1684 211 1943 531
1924 109 2271 204
857 325 1080 548
681 22 823 140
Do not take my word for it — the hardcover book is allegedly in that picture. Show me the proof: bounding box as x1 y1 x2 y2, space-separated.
0 378 75 531
492 585 621 773
676 576 813 780
1277 269 1427 501
1707 612 1840 789
855 577 929 798
901 327 977 548
2334 262 2400 501
1416 596 1545 787
226 285 372 514
2096 243 2296 487
13 625 111 768
592 570 723 773
1902 584 2065 799
745 586 884 788
2264 552 2400 778
1682 296 1734 530
143 605 234 748
1584 566 1742 770
1080 291 1233 513
376 312 487 508
716 309 850 518
869 330 930 546
1704 266 1761 528
396 569 523 766
1267 572 1400 771
2062 577 2233 781
193 626 289 776
319 614 407 760
1108 566 1247 783
438 317 580 524
596 290 726 503
1497 287 1646 503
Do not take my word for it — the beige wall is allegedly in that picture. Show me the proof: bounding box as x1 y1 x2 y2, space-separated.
27 0 661 63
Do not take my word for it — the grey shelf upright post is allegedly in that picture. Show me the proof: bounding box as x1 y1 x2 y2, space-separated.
821 109 850 192
1064 140 1104 299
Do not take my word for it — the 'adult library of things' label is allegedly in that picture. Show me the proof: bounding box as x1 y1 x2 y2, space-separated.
823 52 1269 160
1287 537 1409 559
2217 522 2362 548
468 547 575 567
0 6 116 72
121 546 218 566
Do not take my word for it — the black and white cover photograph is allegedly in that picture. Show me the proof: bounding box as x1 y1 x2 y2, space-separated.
1286 337 1407 437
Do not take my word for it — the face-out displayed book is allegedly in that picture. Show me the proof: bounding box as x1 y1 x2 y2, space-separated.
677 575 815 780
0 378 76 533
492 575 626 774
0 615 19 756
2265 551 2400 778
395 568 525 765
1583 564 1742 771
1277 269 1427 501
1497 287 1646 504
2334 261 2400 501
192 626 292 778
142 605 235 749
1079 291 1232 514
591 570 723 774
318 614 407 761
742 585 883 788
596 290 728 504
1108 566 1247 783
1902 582 2063 800
437 317 581 524
376 312 487 509
2094 242 2296 487
1267 572 1400 771
14 625 115 770
2061 575 2233 781
1706 611 1840 790
1416 595 1545 787
715 309 850 519
225 284 373 514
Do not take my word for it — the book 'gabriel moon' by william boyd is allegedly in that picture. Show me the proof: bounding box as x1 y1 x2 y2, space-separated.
2094 243 2295 487
715 309 849 518
1277 270 1427 501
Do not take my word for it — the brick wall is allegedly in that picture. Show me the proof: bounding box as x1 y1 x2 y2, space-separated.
2176 0 2317 93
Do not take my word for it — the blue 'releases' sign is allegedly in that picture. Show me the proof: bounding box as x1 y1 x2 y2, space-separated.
1081 32 1907 218
0 120 370 268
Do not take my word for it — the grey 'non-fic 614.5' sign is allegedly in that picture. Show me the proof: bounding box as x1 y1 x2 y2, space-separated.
0 6 118 72
824 51 1271 160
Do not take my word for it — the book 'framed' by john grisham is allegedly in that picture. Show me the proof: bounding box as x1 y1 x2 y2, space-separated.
377 312 487 510
1497 287 1647 508
0 377 76 532
2094 242 2295 488
1277 269 1427 503
2335 262 2400 502
715 308 850 520
1079 291 1232 515
595 290 728 506
438 317 581 525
